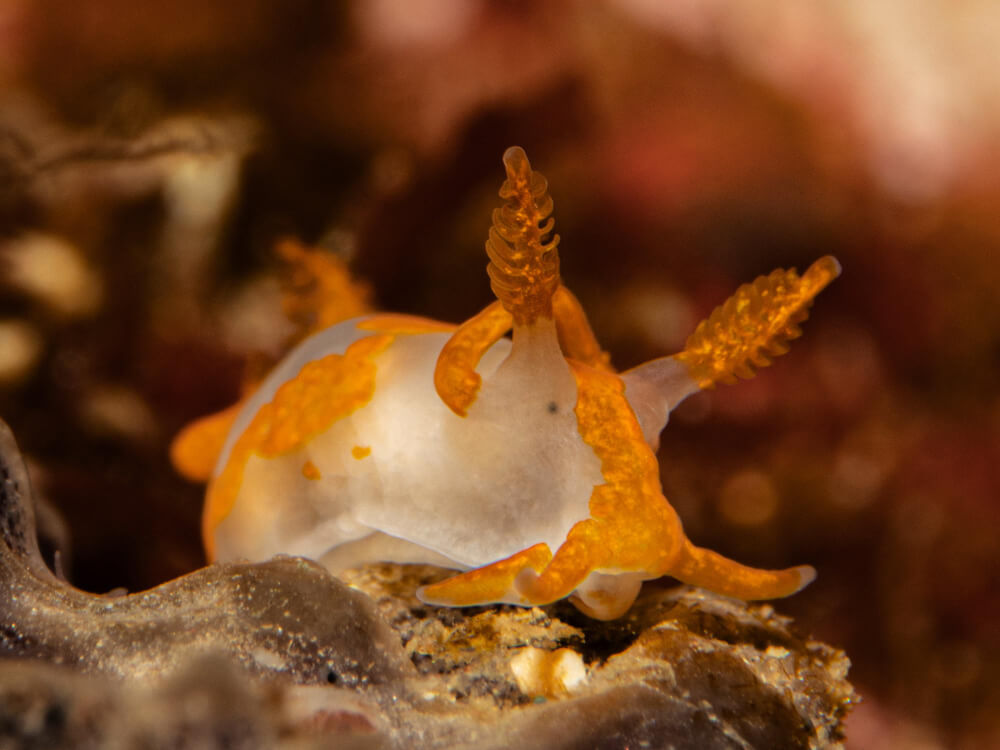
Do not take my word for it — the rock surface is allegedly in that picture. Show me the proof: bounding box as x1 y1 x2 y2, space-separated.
343 564 856 749
0 419 856 748
0 420 408 687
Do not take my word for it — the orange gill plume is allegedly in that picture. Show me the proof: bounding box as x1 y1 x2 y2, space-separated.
675 256 841 389
486 146 561 326
277 238 373 337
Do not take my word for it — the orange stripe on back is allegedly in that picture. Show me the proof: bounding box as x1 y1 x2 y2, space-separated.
358 314 457 335
202 334 393 558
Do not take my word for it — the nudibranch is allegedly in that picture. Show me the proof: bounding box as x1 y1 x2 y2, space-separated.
172 147 840 620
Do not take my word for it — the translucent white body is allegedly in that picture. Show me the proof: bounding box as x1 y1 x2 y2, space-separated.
212 316 617 575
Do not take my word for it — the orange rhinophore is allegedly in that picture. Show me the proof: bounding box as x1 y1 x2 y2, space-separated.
172 147 838 619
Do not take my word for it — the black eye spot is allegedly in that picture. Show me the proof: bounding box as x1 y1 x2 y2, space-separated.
326 669 340 685
547 401 558 414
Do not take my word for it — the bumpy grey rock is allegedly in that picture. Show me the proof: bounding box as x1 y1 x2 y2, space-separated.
0 418 856 749
0 419 409 687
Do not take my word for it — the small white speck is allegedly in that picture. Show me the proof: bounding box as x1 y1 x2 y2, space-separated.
765 645 790 659
251 648 286 671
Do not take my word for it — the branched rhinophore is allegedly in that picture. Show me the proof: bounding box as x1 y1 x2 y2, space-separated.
486 146 561 326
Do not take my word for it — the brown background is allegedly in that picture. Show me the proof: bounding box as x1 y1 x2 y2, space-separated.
1 2 998 747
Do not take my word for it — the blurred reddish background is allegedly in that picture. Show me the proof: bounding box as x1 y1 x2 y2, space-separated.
1 2 998 747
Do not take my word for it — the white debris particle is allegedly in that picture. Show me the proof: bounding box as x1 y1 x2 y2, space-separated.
510 647 587 699
251 648 287 671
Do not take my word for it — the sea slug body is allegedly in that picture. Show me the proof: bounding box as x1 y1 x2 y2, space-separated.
172 147 840 619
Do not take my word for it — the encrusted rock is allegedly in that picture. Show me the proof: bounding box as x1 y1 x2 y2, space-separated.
0 419 856 748
0 419 409 687
342 564 856 749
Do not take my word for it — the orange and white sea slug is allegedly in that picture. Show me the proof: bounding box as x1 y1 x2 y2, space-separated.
171 147 841 620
